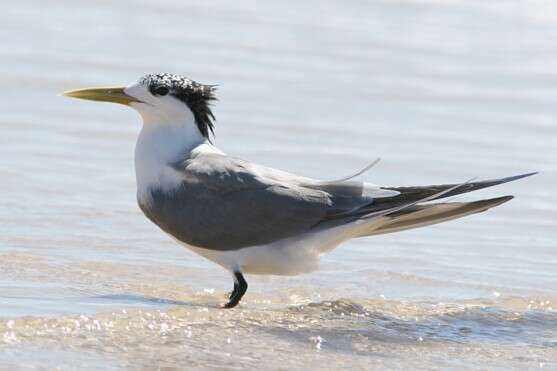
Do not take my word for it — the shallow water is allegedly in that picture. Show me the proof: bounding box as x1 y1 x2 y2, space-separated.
1 0 557 369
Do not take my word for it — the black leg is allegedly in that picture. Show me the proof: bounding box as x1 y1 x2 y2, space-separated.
223 271 248 308
226 281 239 300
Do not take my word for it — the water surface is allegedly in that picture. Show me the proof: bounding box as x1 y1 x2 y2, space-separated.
1 0 556 369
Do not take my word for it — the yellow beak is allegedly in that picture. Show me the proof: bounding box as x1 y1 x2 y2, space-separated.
62 86 140 105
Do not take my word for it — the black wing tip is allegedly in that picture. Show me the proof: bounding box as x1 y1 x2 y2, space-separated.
469 195 514 210
492 195 514 203
506 171 538 181
492 171 538 186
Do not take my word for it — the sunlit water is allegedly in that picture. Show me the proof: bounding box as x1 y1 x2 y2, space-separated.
1 0 556 369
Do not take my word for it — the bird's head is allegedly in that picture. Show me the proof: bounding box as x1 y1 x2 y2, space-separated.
63 73 217 139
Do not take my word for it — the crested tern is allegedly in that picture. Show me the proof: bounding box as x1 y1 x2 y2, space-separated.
63 73 536 308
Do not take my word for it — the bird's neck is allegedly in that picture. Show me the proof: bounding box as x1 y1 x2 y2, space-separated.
134 118 206 199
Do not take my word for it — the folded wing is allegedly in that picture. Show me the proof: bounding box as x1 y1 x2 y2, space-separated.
140 152 535 251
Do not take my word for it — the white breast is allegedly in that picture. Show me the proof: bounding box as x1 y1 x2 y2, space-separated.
134 124 225 204
135 125 185 202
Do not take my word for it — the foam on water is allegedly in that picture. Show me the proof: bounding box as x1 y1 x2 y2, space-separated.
1 295 556 369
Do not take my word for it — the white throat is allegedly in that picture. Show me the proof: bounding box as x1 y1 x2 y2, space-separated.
123 83 223 202
134 109 205 201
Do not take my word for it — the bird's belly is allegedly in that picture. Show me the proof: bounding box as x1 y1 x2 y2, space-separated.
170 224 355 276
176 239 320 276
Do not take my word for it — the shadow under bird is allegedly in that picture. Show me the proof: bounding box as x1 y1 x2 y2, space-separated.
63 73 536 308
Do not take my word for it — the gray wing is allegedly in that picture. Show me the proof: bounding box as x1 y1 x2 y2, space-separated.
140 151 535 251
140 153 399 251
325 172 537 219
140 154 329 250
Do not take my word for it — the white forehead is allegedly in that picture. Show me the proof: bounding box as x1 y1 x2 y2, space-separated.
124 82 150 101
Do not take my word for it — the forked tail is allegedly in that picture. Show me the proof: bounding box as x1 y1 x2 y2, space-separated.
357 195 513 237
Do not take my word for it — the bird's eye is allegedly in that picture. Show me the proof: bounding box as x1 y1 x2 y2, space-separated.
153 86 169 96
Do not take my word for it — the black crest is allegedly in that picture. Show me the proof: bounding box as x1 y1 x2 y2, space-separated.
139 73 217 139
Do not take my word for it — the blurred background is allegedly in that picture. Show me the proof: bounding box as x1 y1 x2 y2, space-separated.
0 0 556 369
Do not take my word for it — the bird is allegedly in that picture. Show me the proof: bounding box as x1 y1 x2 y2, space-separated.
63 73 536 308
